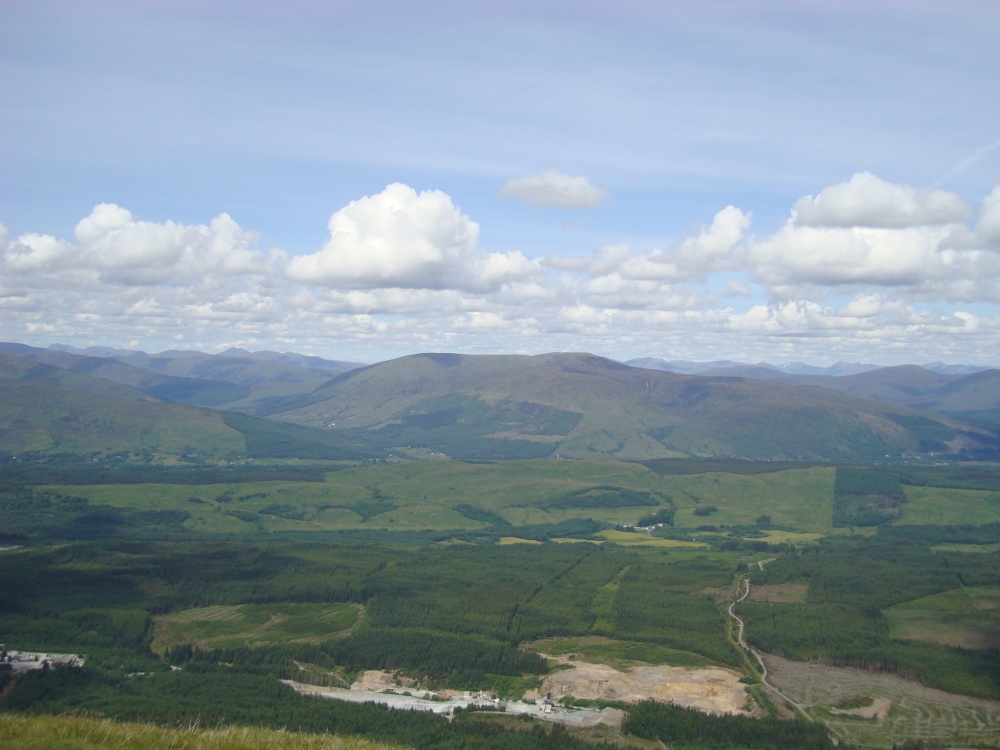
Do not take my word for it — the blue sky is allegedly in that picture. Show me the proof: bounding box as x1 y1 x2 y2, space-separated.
2 1 999 365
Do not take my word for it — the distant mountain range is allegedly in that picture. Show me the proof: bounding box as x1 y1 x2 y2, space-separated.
624 357 991 376
0 342 362 410
1 342 997 463
0 344 369 462
626 357 1000 425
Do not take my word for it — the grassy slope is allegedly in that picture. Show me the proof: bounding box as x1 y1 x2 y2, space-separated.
1 347 254 406
898 485 1000 525
0 380 245 458
0 713 406 750
0 351 154 402
0 377 368 464
883 586 1000 650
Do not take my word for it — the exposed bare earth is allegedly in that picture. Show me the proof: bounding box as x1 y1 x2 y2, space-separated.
350 670 420 692
291 661 747 732
764 654 1000 748
829 697 892 720
747 582 810 604
530 655 748 716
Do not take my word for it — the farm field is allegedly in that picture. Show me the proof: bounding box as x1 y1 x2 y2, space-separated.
151 602 361 653
883 586 1000 650
596 529 706 548
35 460 839 539
664 467 836 534
898 485 1000 526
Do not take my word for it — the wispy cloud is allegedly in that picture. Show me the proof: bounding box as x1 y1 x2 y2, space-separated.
499 170 611 209
934 139 1000 188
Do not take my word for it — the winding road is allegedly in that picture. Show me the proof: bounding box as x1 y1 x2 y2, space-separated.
727 563 813 722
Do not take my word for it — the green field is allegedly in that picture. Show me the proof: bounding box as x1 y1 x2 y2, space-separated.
152 602 361 653
598 529 707 548
39 460 839 539
898 485 1000 525
884 586 1000 650
666 467 836 534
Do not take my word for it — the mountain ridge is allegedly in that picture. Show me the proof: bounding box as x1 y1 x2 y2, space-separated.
267 351 1000 462
3 343 998 463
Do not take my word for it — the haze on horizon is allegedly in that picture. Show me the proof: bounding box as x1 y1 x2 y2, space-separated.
1 1 998 367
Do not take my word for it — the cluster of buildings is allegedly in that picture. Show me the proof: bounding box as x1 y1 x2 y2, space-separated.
1 646 84 672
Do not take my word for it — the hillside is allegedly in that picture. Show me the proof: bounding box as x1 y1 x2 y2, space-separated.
0 378 245 459
697 363 1000 425
4 345 997 463
268 352 1000 461
0 342 364 411
0 351 369 462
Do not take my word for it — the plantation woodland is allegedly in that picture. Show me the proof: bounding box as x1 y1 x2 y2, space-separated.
1 457 998 749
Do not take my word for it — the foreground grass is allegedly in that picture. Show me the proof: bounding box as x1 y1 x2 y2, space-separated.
0 712 407 750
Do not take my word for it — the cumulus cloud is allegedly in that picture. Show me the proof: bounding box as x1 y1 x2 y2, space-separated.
285 183 539 291
619 206 750 281
498 169 610 209
547 244 631 275
749 224 951 287
746 178 1000 301
547 207 749 286
975 185 1000 243
1 203 267 285
2 178 999 365
2 232 74 273
792 172 972 228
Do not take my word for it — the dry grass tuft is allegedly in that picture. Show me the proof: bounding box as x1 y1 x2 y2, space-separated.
0 713 409 750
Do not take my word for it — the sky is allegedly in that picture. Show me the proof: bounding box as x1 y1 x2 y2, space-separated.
2 1 999 367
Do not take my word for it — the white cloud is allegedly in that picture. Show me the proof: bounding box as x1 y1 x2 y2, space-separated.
619 206 750 281
74 203 133 245
746 178 1000 301
547 207 749 285
3 232 74 273
1 203 267 285
750 224 950 287
2 179 999 365
498 169 610 209
792 172 972 228
975 185 1000 243
547 244 631 275
285 183 539 291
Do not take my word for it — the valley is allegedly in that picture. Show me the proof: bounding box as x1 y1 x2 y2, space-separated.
1 343 998 748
